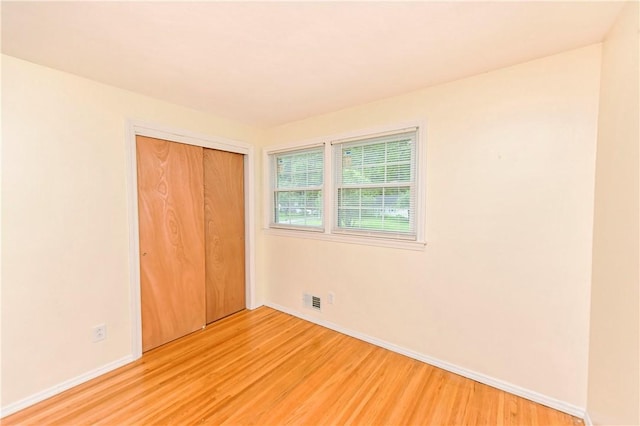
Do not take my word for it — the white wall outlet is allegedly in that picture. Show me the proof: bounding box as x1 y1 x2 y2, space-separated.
328 292 335 305
92 324 106 342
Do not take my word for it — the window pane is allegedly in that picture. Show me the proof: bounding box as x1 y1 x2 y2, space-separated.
274 190 322 227
271 146 324 229
334 129 416 237
382 187 410 230
308 170 322 186
363 165 385 183
386 164 411 182
362 143 386 165
347 146 363 166
292 172 308 187
339 188 360 207
386 140 412 162
275 149 324 190
361 188 383 208
337 185 411 232
337 208 358 228
342 167 366 185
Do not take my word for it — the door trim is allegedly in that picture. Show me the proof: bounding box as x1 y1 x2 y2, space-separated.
125 119 257 359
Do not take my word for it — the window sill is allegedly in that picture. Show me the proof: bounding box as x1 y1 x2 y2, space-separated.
264 227 427 251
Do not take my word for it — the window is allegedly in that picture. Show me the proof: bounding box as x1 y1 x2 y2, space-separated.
333 130 417 239
266 125 423 247
270 146 324 230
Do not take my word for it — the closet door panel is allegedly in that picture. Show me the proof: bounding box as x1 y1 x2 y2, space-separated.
137 136 206 351
204 149 245 323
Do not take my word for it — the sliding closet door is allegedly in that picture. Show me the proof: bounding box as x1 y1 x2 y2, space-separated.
204 148 246 323
137 136 206 352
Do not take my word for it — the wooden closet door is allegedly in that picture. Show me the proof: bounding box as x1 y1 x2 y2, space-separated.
137 136 206 352
204 148 246 323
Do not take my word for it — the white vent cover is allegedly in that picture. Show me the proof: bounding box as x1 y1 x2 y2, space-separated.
303 293 321 311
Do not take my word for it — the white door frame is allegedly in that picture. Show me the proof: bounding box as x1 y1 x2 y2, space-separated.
125 120 257 359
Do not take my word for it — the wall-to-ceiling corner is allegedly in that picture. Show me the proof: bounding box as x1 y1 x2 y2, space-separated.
587 2 640 425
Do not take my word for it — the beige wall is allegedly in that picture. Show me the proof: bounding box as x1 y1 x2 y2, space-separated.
1 39 624 415
587 3 640 425
263 45 602 408
0 55 264 407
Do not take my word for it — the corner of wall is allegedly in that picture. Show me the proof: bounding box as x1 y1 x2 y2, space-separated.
586 1 640 425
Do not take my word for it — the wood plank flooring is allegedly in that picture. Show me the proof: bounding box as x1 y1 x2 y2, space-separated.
3 307 584 425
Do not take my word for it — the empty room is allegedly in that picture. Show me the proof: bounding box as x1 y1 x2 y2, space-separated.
1 1 638 425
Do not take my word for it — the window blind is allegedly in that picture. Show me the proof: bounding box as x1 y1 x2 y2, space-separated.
332 129 417 239
271 146 324 229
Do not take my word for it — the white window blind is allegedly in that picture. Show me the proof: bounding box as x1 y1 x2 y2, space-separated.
333 129 417 239
271 146 324 230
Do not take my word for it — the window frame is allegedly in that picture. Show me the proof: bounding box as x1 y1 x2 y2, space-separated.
268 144 326 232
332 130 418 240
264 122 426 250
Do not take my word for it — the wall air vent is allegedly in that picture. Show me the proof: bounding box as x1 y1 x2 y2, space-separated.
303 293 322 311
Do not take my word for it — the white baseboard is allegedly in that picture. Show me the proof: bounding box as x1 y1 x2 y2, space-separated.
583 411 593 426
1 307 589 422
0 355 135 418
265 302 587 419
248 302 264 311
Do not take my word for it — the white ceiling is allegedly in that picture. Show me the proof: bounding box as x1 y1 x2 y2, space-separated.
1 1 625 127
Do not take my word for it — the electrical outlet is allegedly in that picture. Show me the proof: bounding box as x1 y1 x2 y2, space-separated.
328 292 335 305
92 324 106 342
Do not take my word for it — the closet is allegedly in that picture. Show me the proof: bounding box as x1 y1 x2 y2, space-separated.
136 135 245 352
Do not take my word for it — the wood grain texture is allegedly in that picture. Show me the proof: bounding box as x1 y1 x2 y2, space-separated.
4 307 584 426
203 148 245 323
136 135 206 352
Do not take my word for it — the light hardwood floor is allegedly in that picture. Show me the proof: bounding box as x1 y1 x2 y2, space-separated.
4 307 584 425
